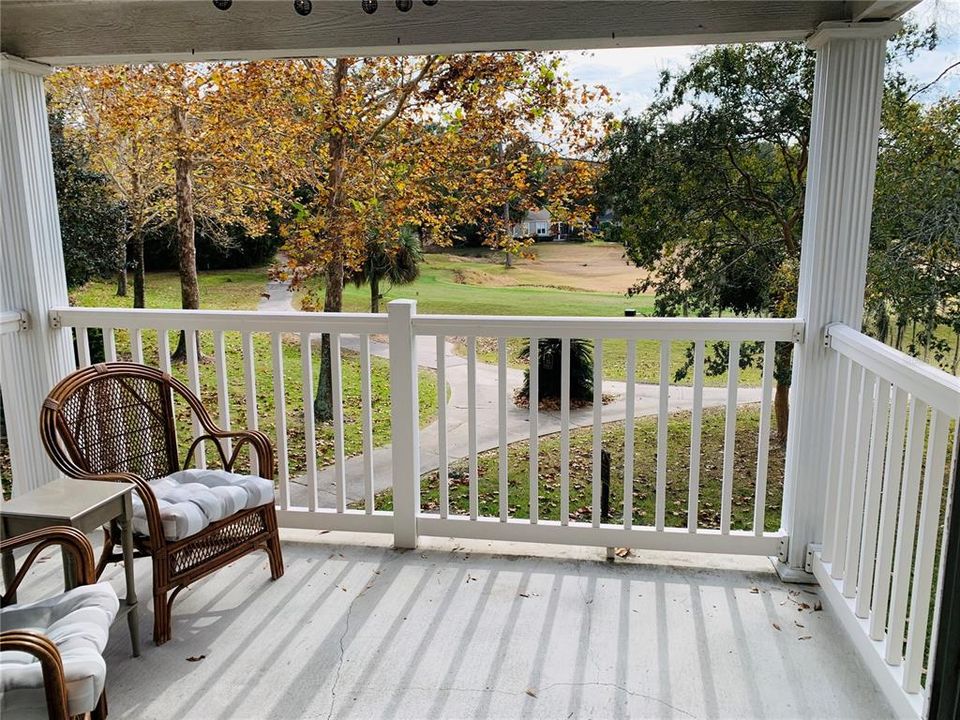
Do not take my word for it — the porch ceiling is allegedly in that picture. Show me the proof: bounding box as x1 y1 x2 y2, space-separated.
1 0 919 67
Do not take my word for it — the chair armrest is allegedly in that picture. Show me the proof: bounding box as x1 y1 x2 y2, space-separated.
0 630 70 720
183 428 275 481
1 527 95 605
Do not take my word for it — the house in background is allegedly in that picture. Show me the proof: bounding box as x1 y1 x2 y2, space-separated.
511 208 618 241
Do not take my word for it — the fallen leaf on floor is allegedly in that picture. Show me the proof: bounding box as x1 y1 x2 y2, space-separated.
772 623 781 631
466 575 477 583
525 688 538 698
749 587 759 594
813 600 823 611
186 655 206 662
795 621 805 628
799 636 812 641
615 548 631 558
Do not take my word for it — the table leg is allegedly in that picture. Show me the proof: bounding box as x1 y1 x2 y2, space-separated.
62 547 77 591
120 493 140 657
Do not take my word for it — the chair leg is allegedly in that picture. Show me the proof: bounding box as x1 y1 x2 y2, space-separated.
91 688 108 719
153 590 171 645
95 528 114 580
266 531 284 580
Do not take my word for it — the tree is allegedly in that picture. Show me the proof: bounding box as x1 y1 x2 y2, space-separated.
240 54 607 421
50 64 272 357
517 338 594 406
48 110 123 289
49 67 173 307
600 27 942 441
349 226 422 313
867 96 960 370
602 43 812 440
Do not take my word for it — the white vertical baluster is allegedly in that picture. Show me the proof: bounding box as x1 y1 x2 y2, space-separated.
157 330 172 375
842 369 875 598
330 333 346 514
830 364 864 579
623 340 636 530
437 335 449 518
130 328 144 364
271 332 290 511
656 340 669 531
102 328 117 362
821 354 849 562
720 340 741 534
753 341 775 535
592 338 603 528
76 328 91 367
855 377 890 617
213 330 232 462
241 331 259 476
497 337 508 522
903 409 950 692
560 337 571 526
468 336 478 520
529 336 539 524
361 335 375 514
185 330 205 469
299 333 317 512
885 398 928 665
869 386 907 641
688 340 705 532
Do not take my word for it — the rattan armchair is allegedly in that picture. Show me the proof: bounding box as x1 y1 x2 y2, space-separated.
1 526 110 720
39 362 284 645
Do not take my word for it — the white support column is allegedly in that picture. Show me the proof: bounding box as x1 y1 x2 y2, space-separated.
388 299 420 548
781 22 900 570
0 54 76 496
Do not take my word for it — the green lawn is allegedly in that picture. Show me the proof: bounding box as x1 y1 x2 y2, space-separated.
72 269 438 477
365 404 785 532
335 252 655 317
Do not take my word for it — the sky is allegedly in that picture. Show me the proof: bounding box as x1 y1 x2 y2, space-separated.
556 0 960 118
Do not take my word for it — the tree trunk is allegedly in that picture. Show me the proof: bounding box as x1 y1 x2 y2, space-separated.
370 273 380 314
314 59 349 423
170 102 202 363
774 381 789 445
132 230 146 309
116 241 128 297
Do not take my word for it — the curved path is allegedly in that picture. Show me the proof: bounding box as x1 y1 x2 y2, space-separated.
258 282 762 508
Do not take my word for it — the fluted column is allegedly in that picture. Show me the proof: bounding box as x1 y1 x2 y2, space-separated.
780 22 901 571
0 54 75 496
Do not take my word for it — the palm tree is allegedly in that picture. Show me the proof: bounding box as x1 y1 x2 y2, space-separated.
517 337 594 405
351 226 422 313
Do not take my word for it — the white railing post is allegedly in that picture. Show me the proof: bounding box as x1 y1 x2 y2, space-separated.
780 22 900 572
389 299 420 548
0 55 76 496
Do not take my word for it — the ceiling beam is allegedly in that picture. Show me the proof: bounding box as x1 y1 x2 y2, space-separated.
0 0 919 67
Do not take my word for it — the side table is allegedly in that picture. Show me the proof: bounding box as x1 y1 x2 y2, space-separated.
1 478 141 657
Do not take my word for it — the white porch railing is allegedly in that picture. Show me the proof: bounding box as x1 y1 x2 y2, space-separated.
50 303 801 557
813 323 960 719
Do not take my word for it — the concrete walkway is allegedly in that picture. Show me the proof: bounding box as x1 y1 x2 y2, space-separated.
258 282 762 509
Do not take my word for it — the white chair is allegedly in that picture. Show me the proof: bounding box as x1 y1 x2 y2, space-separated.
1 526 118 720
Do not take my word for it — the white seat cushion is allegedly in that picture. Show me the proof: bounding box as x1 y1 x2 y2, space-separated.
132 468 275 541
1 582 119 719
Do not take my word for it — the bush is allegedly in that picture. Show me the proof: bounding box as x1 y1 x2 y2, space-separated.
517 337 594 404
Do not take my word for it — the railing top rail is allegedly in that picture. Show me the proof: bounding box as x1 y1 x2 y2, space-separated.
827 323 960 417
412 314 804 342
50 306 389 334
0 309 28 335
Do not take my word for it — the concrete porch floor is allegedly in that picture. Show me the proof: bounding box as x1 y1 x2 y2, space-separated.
17 531 893 719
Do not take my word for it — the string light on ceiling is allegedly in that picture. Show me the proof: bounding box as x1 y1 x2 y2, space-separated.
211 0 438 16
